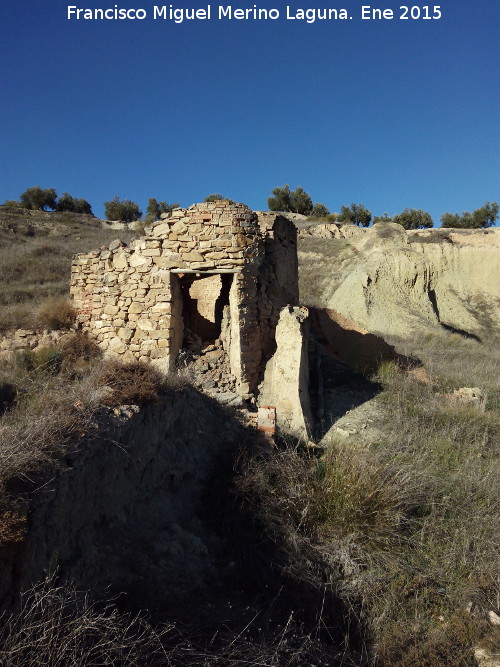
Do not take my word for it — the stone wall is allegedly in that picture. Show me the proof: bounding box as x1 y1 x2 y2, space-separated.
70 202 299 395
0 329 70 360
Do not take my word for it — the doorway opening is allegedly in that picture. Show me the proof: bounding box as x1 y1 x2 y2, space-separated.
179 273 232 344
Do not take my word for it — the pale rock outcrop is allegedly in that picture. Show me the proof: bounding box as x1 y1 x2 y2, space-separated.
409 228 500 335
439 387 486 411
298 222 367 240
299 223 500 339
0 329 71 359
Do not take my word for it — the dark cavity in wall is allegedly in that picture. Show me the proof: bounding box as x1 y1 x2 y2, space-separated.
179 273 232 343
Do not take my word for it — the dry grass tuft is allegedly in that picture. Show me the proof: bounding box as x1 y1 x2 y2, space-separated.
0 574 358 666
36 297 75 330
0 345 189 497
0 574 171 666
15 346 64 375
384 328 500 397
0 370 98 496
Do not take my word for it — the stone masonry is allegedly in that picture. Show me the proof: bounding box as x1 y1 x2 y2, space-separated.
70 201 298 397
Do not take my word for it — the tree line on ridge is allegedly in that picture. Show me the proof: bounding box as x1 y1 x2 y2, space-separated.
2 185 498 229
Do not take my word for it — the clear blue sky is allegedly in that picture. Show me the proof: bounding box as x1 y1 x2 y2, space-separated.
1 0 498 223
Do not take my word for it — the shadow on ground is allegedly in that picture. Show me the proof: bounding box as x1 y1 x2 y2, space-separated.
308 307 422 441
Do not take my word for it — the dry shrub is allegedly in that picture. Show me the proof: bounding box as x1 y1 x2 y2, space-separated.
0 369 99 494
61 332 102 364
95 360 164 407
0 575 171 666
60 331 102 375
0 575 354 667
36 297 75 330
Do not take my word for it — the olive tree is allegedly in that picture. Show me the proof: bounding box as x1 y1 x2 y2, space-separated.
440 202 499 229
146 198 179 221
56 193 93 215
20 186 57 211
338 203 372 227
392 208 433 229
372 213 393 224
268 185 313 215
104 196 142 222
310 203 330 217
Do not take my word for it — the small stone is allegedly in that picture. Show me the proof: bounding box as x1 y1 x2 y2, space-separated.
488 610 500 626
109 337 127 354
128 302 144 314
112 252 128 269
109 239 126 251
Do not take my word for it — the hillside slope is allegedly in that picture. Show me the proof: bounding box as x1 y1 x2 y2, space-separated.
0 206 137 331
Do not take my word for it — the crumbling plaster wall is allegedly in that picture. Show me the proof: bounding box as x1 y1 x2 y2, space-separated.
70 202 299 396
258 306 313 439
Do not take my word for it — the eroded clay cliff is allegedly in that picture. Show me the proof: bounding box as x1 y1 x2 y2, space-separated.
299 223 500 341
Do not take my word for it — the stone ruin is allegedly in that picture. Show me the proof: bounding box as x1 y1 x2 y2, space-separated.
70 201 313 437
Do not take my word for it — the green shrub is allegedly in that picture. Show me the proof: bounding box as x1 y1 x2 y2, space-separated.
15 347 64 375
20 187 57 211
104 196 142 222
56 193 93 215
338 203 372 226
204 193 234 204
2 200 22 211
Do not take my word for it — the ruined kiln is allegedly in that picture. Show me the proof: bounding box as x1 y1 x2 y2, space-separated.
70 201 301 399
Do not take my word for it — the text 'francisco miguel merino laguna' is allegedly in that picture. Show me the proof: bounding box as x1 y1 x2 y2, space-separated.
67 5 353 23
